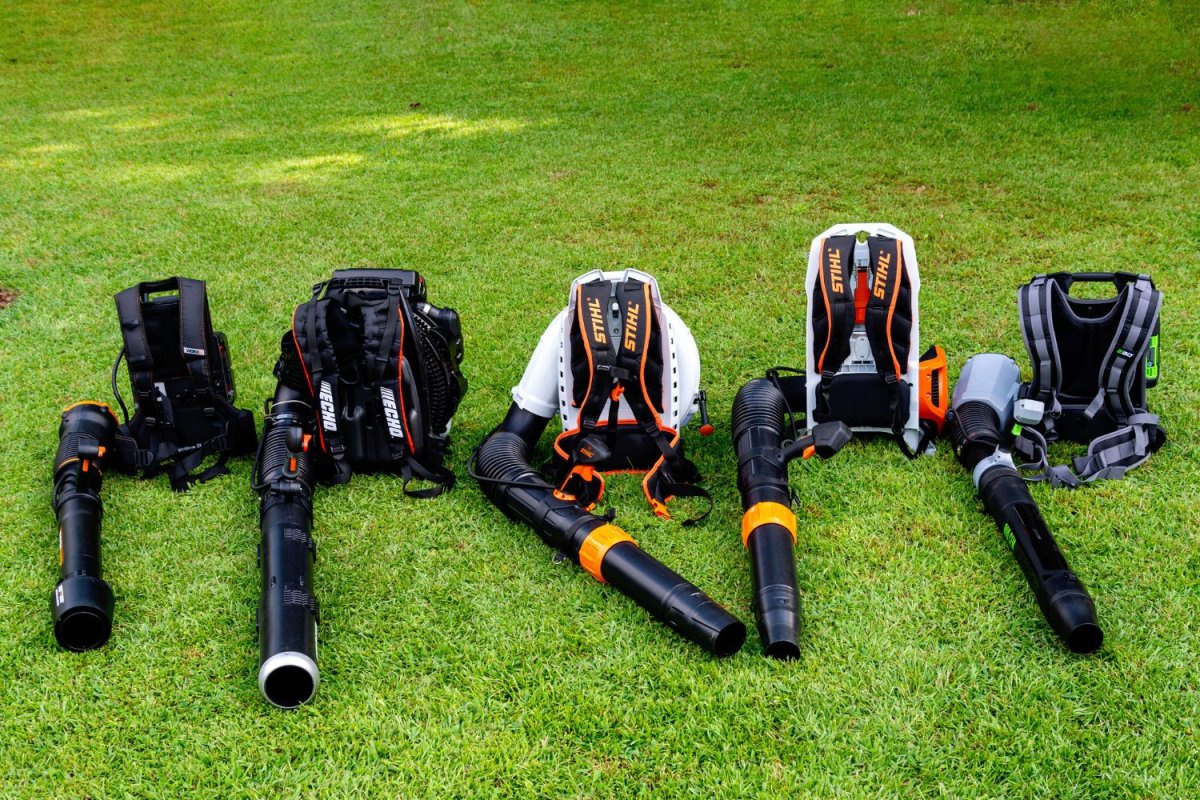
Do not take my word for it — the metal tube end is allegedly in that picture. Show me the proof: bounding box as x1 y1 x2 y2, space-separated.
258 651 319 708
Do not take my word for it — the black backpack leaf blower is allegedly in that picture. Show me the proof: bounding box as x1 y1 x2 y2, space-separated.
254 269 467 707
50 278 258 652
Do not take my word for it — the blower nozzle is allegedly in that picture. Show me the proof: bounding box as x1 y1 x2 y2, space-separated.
51 402 119 651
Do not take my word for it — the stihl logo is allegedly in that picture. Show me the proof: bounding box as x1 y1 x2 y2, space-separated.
623 302 640 351
873 252 892 300
318 381 338 432
827 247 845 293
380 387 405 439
587 296 607 345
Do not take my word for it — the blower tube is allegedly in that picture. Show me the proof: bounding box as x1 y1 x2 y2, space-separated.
949 354 1102 654
731 380 850 658
253 382 320 707
51 402 119 651
474 405 746 656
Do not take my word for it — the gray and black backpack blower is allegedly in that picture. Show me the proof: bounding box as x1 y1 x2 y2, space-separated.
51 278 258 651
253 269 467 707
949 271 1164 653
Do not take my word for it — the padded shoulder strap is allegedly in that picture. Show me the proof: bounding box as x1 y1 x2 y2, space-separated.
176 277 214 398
813 235 856 376
114 284 156 406
574 281 617 436
863 235 912 433
1017 274 1060 405
812 235 857 414
295 297 348 470
863 235 910 385
1085 274 1161 425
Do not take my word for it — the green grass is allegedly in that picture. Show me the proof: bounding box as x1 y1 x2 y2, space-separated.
1 0 1198 797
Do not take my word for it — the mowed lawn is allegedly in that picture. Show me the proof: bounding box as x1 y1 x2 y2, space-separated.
1 1 1197 797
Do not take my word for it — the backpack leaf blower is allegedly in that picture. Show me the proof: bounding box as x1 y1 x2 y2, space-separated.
949 354 1102 653
733 224 947 658
50 278 258 651
254 269 467 707
946 271 1163 652
473 269 746 656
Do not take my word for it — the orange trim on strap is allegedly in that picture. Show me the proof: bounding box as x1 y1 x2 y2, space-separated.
884 243 904 380
291 304 326 454
816 237 832 371
741 501 797 547
578 523 636 583
394 300 416 454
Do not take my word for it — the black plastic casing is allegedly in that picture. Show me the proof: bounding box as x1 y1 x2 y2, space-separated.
255 383 320 707
731 379 802 659
950 399 1102 654
51 403 119 651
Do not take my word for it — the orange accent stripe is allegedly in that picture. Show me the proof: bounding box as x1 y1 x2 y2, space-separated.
885 243 903 380
575 285 595 411
394 301 416 454
291 305 325 453
741 501 797 547
636 283 660 427
577 523 636 582
816 237 832 371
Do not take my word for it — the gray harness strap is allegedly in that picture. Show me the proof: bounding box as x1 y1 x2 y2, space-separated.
1085 275 1160 425
1019 413 1160 488
1018 275 1062 431
1017 273 1162 488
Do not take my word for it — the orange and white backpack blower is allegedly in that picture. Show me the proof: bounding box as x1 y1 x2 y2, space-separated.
732 223 948 658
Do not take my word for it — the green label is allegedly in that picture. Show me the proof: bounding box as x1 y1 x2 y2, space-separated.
1146 334 1159 381
1001 524 1016 551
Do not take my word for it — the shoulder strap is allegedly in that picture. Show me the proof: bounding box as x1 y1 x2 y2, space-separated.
371 282 404 385
296 295 349 476
1018 274 1061 407
812 236 857 416
176 277 214 399
114 284 157 410
1085 274 1161 425
615 281 708 522
573 281 618 439
863 235 911 433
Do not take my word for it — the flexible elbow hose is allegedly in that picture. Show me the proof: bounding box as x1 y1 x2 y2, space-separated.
474 405 746 656
732 379 850 659
732 380 802 659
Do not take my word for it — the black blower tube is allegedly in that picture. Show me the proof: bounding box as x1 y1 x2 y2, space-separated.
254 383 320 707
475 405 746 656
950 399 1103 654
51 402 119 651
731 379 850 659
731 380 801 659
